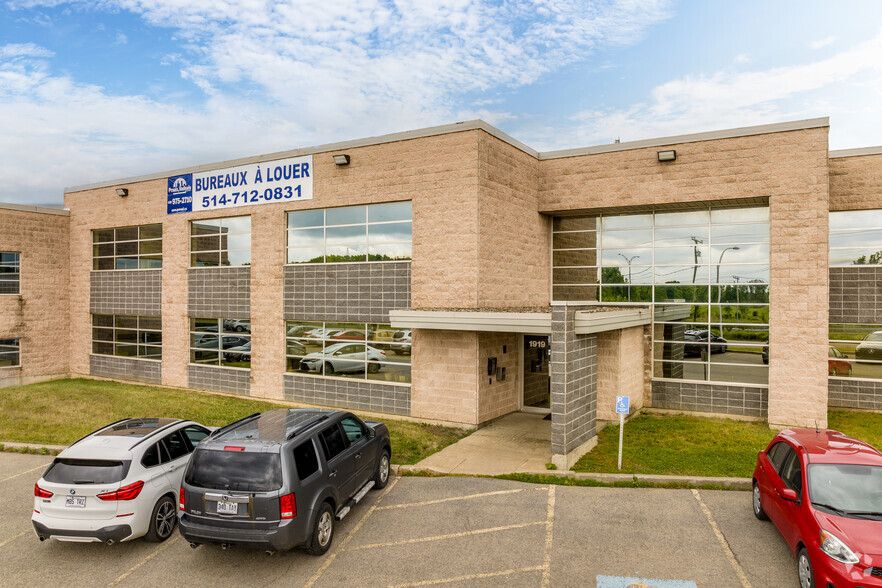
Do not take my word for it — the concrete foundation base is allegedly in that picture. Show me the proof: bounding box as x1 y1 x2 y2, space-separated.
552 434 598 470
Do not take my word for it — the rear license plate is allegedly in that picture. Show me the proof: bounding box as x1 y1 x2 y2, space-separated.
65 497 86 508
216 501 238 515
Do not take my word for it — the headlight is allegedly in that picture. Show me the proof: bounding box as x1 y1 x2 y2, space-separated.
820 530 860 564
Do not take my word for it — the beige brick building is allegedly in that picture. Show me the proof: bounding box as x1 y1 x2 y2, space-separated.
3 117 882 466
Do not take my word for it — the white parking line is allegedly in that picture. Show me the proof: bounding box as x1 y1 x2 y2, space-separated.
376 488 531 510
0 463 50 484
691 489 752 588
304 476 400 588
107 536 178 587
387 565 546 587
541 485 555 588
0 530 29 550
345 521 545 552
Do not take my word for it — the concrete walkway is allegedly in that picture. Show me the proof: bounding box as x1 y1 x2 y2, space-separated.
415 411 552 474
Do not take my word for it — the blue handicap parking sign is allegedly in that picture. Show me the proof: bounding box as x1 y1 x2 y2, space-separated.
615 395 630 414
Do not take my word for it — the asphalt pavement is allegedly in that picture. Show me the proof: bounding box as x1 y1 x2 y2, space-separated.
1 452 797 587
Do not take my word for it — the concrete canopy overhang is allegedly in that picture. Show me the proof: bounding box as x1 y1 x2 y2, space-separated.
389 305 651 334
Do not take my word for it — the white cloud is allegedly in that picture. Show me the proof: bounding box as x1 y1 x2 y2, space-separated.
114 32 128 45
811 36 836 50
0 43 55 59
733 53 749 64
526 30 882 151
0 0 674 204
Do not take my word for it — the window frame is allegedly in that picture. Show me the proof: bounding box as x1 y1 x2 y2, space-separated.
0 252 20 295
91 314 162 361
189 317 251 369
189 216 252 267
92 225 163 271
0 337 21 368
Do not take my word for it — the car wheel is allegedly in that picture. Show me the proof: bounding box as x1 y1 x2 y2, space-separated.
797 548 814 588
752 481 769 521
306 502 334 556
324 362 335 376
367 363 380 374
145 495 177 542
848 365 853 376
373 449 390 489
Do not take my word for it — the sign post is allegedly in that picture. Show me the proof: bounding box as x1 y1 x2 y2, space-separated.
615 395 630 471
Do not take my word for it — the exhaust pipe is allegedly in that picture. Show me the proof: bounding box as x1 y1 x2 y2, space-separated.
189 542 200 549
265 550 275 556
106 539 114 546
221 543 230 550
38 536 46 542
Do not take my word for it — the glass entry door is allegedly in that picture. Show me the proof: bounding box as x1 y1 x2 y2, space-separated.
523 335 550 412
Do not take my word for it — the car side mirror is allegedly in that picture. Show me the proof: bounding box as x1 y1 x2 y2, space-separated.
368 428 376 439
779 488 799 502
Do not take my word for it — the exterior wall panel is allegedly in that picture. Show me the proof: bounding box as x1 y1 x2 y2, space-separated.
90 355 161 385
188 365 250 396
651 380 768 418
283 374 410 415
91 270 162 316
550 305 597 456
188 267 251 318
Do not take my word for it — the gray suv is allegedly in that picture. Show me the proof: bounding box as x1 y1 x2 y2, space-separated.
178 408 391 555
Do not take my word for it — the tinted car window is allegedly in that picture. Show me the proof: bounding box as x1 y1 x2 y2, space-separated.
320 425 348 461
767 441 792 473
163 431 190 461
182 425 210 450
340 418 366 445
142 443 161 468
293 440 320 481
43 459 130 484
185 450 282 492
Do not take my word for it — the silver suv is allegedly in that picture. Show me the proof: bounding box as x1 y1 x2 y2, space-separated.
178 408 391 555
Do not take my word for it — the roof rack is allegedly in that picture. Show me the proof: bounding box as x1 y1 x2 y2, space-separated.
286 415 330 440
129 419 187 450
68 418 132 448
208 412 262 439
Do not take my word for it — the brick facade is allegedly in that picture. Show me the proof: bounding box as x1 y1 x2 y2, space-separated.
596 326 644 421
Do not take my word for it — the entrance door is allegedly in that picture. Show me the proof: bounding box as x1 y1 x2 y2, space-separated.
522 335 550 412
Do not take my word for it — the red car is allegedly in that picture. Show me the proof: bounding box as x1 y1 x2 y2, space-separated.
752 428 882 588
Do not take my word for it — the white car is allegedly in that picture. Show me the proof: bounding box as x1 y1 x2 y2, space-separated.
32 418 211 544
299 342 386 375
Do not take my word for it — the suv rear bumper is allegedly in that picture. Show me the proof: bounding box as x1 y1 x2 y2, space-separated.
179 514 311 551
32 520 132 544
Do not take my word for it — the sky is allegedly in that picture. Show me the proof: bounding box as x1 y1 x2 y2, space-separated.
2 0 882 207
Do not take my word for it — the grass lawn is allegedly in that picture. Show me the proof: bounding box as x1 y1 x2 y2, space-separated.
0 379 468 465
573 410 882 478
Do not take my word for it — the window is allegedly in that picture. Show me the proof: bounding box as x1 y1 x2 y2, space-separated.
341 418 366 444
287 201 412 263
92 315 162 360
0 252 20 294
92 225 162 270
286 320 410 383
829 210 882 266
0 338 20 367
293 440 320 481
780 452 803 495
767 442 792 473
182 425 210 448
553 206 770 386
829 323 882 380
163 431 190 461
190 216 251 267
319 425 347 461
190 317 251 368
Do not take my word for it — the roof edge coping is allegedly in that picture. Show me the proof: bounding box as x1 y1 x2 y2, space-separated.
0 202 70 216
829 146 882 158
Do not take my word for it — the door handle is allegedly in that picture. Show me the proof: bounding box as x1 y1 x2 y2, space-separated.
355 453 361 460
329 470 337 478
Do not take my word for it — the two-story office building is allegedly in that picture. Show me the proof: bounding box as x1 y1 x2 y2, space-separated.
2 117 882 466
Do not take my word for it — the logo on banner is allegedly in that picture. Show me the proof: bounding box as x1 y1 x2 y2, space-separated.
167 174 193 214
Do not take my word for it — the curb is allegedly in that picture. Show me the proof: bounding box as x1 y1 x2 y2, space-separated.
1 441 66 454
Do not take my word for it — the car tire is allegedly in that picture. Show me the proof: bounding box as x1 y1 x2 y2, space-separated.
752 481 769 521
305 502 334 556
373 449 390 489
848 365 853 376
145 495 177 542
367 363 380 374
324 362 335 376
797 547 814 588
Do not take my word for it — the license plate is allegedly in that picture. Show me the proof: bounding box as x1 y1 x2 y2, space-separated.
216 500 238 515
65 497 86 508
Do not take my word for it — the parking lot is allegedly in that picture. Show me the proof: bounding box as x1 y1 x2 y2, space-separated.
2 452 797 587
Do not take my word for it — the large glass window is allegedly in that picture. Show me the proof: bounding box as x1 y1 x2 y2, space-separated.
0 338 20 367
190 318 251 368
191 216 251 267
92 225 162 270
92 315 162 360
286 202 412 264
0 252 20 294
286 320 410 383
553 206 770 385
829 210 882 266
828 324 882 380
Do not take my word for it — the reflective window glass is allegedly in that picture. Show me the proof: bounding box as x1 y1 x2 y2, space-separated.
91 225 162 270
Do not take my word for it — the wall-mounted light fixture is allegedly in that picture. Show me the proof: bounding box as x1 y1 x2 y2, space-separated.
657 150 677 162
332 154 351 166
116 188 129 197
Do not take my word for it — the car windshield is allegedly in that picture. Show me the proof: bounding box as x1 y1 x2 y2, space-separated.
865 332 882 342
808 463 882 515
43 459 130 484
185 449 282 492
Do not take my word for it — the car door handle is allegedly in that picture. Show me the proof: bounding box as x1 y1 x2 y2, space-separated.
329 470 337 478
355 453 361 460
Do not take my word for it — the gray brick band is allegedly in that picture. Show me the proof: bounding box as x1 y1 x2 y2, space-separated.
90 355 161 385
829 266 882 324
284 262 411 323
283 374 411 415
188 267 251 318
651 380 768 418
90 270 161 316
829 378 882 411
188 364 251 396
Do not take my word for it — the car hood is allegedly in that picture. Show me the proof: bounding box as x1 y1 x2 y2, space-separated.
814 510 882 555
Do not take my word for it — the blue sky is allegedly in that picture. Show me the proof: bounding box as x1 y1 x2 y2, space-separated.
2 0 882 206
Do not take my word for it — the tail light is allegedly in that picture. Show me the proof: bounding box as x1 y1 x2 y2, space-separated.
280 493 296 519
34 483 53 498
179 487 185 511
224 446 245 451
97 480 144 501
